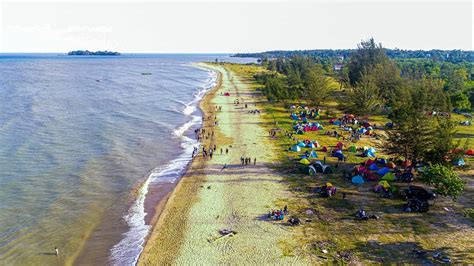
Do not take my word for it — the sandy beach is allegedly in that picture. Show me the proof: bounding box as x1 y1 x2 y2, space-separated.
139 63 308 264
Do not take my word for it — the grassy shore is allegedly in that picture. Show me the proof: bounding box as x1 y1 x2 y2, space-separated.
225 63 474 264
139 63 473 264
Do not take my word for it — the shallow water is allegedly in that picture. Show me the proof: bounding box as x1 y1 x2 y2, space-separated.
0 54 255 265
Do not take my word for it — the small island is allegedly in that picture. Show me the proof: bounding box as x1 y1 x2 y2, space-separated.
67 50 121 56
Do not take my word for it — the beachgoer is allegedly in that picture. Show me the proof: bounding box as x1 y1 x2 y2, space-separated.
220 148 223 154
226 148 229 154
55 247 59 256
254 158 256 165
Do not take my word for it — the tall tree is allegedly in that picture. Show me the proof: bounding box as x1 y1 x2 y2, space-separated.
304 65 331 105
346 71 383 115
347 38 389 86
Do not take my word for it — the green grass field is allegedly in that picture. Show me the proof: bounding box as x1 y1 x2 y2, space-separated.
224 63 474 264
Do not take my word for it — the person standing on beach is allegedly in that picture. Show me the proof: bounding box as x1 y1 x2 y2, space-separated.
220 148 223 154
254 158 256 165
54 247 59 256
226 148 229 154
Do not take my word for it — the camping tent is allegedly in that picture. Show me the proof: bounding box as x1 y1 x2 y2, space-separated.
333 150 344 160
299 158 310 165
381 172 396 181
313 161 324 173
376 158 388 165
336 142 344 150
378 180 390 189
387 161 396 168
291 145 301 152
307 143 316 149
352 175 365 184
348 146 357 152
291 114 299 120
365 158 375 166
452 158 465 166
297 142 306 147
309 150 318 158
377 167 390 176
302 165 316 175
366 147 376 157
323 165 333 174
321 146 328 152
369 164 379 171
466 149 474 156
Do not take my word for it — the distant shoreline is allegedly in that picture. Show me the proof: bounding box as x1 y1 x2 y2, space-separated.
67 50 121 56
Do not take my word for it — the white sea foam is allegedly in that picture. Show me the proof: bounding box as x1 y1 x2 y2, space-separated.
109 66 217 266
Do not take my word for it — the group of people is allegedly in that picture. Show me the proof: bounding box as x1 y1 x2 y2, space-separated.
241 157 256 165
267 205 289 221
249 109 260 114
215 105 223 112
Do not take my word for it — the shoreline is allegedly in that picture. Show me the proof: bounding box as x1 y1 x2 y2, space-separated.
137 63 222 263
139 63 304 265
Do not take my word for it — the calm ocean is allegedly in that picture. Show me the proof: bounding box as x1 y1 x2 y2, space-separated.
0 54 255 265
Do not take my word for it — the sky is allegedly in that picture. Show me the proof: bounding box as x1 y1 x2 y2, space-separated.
0 0 472 53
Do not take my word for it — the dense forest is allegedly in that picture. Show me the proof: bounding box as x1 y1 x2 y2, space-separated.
249 39 474 112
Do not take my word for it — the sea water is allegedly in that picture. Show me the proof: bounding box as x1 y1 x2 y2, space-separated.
0 54 255 265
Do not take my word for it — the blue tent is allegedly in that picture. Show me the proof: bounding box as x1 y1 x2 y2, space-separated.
291 145 301 152
302 117 308 122
377 167 390 176
307 143 316 148
376 158 388 165
333 120 342 125
359 128 367 134
300 155 308 159
297 142 306 147
369 164 379 171
333 150 344 160
452 158 465 166
352 175 365 184
291 114 299 120
366 149 376 157
309 150 318 158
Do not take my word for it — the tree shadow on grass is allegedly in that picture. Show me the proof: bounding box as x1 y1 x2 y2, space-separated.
351 240 472 264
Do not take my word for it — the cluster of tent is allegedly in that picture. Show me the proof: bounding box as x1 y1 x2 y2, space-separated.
302 161 333 175
345 145 377 157
351 158 399 185
291 140 320 152
293 122 324 134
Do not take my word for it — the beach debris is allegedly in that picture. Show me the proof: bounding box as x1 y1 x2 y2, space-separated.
207 229 237 243
288 217 300 226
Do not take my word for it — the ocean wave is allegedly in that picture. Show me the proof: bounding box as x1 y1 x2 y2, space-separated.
109 66 217 266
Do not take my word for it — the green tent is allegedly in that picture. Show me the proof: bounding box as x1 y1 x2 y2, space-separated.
381 172 396 181
348 146 357 152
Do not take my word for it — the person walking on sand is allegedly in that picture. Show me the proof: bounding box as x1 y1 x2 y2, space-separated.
54 247 59 256
254 158 256 165
226 148 229 154
220 148 223 155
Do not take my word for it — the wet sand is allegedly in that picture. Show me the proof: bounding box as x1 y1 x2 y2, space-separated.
139 63 310 265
